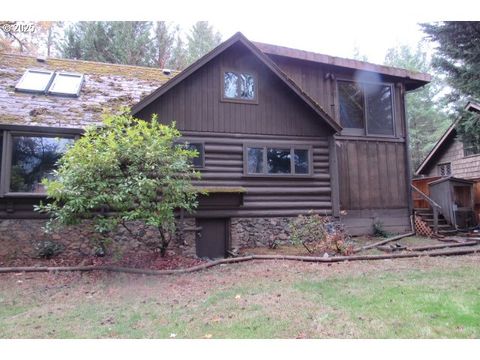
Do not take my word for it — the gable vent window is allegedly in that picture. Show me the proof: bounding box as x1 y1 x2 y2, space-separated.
15 69 55 93
15 69 84 97
222 71 256 103
338 80 394 136
48 72 84 97
438 163 451 177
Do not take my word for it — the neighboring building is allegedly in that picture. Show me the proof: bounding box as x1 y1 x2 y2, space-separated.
415 101 480 179
0 32 431 258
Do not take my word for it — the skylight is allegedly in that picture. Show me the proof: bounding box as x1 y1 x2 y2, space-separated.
15 69 55 93
48 72 84 97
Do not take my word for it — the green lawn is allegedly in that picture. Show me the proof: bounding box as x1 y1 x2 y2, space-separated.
1 255 479 338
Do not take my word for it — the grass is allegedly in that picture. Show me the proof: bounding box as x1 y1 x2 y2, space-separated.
1 255 480 338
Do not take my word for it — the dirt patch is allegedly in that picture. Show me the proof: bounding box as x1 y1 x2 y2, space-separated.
0 251 206 271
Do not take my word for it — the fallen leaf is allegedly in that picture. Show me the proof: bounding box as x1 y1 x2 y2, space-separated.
170 333 177 338
235 294 241 299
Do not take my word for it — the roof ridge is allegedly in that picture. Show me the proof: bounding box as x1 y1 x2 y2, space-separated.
0 52 180 74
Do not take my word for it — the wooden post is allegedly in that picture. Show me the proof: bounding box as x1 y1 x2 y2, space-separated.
433 207 439 234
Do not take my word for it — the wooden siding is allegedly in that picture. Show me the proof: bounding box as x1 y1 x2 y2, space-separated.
411 176 441 209
337 139 408 210
424 136 480 179
182 132 332 217
136 42 331 137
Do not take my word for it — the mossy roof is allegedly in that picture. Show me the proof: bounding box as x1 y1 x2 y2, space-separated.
0 53 179 129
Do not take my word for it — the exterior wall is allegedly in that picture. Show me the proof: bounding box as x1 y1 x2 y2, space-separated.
0 218 197 260
340 209 411 236
425 136 480 179
136 42 331 137
186 132 332 217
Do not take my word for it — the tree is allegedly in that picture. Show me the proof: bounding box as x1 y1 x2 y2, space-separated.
421 21 480 146
384 43 451 171
60 22 155 66
185 21 222 66
35 112 200 256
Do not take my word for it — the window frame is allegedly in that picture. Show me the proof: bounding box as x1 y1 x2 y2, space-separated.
0 126 81 198
437 162 452 177
220 68 258 105
336 78 396 138
47 72 85 97
243 143 313 177
15 69 55 94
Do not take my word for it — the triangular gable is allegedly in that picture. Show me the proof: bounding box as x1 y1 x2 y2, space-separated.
131 32 342 133
415 100 480 176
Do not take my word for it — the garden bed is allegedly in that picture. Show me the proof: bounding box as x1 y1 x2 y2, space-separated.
0 251 207 271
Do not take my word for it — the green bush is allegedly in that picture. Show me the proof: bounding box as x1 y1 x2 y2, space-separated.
373 220 389 238
34 240 64 259
35 110 200 256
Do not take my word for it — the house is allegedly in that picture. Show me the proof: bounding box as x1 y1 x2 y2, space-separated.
0 32 430 259
414 101 480 229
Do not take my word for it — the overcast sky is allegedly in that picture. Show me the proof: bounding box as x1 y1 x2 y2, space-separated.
5 0 479 65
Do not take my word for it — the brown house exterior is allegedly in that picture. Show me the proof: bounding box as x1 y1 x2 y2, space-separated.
0 32 430 259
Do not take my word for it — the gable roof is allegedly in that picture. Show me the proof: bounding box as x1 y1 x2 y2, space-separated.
131 32 342 133
415 101 480 176
254 42 431 91
0 53 178 129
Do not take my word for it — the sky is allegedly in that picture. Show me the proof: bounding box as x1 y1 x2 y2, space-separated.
3 0 480 65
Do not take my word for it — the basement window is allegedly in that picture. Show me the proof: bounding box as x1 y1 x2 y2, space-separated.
48 72 84 97
338 80 394 136
222 71 256 102
15 69 55 93
245 145 311 176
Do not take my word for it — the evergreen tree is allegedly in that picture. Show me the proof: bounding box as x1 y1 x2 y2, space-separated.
384 43 451 171
421 21 480 146
185 21 222 65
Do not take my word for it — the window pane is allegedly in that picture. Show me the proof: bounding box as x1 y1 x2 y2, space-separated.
185 143 204 167
10 136 73 193
365 84 394 135
239 73 255 100
15 70 54 93
267 148 291 174
48 73 83 96
247 147 263 174
224 72 238 98
338 81 364 129
294 149 309 174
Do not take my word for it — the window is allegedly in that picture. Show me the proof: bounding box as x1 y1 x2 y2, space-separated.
184 142 204 168
338 80 394 136
223 71 256 102
463 139 480 157
245 145 311 176
15 69 55 93
0 127 79 196
438 163 451 177
48 72 84 97
15 69 84 97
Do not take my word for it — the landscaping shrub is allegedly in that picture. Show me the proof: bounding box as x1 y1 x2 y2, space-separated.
373 220 389 238
33 240 64 259
289 213 353 255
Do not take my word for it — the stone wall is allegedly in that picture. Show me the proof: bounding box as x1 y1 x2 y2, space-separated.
230 217 292 249
0 218 196 260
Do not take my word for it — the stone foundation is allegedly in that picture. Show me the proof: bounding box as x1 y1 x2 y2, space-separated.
0 218 197 260
230 217 293 249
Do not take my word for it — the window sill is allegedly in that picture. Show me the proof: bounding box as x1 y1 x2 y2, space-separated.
242 174 313 179
335 134 404 142
220 98 258 105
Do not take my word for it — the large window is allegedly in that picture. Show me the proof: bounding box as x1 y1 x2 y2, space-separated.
0 128 78 196
223 71 256 102
245 145 311 176
463 139 480 157
338 80 394 136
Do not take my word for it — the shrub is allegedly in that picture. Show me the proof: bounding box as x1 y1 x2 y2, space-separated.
289 213 353 255
34 240 64 259
35 111 200 257
373 220 389 238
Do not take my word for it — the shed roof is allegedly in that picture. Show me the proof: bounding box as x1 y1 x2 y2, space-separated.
254 42 431 91
0 53 178 129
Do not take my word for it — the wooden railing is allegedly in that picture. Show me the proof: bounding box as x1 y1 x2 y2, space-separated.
411 184 442 233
